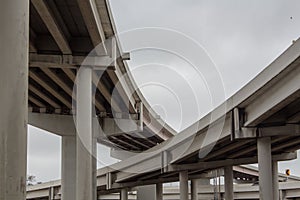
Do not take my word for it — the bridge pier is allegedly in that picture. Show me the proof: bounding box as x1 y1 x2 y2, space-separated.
224 165 234 200
61 136 76 200
257 137 274 200
273 161 279 200
0 0 28 199
75 67 97 200
191 179 198 200
156 183 163 200
120 188 128 200
136 185 156 200
179 171 189 200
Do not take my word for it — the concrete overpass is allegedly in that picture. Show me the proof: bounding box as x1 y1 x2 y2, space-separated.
0 0 300 200
25 165 300 199
26 181 300 200
87 37 300 200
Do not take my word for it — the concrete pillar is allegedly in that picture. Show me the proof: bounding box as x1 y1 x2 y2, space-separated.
257 137 273 200
137 185 155 200
179 171 189 200
76 67 97 200
191 179 198 200
61 136 76 200
273 161 279 200
156 183 163 200
0 0 28 199
224 165 234 200
120 188 128 200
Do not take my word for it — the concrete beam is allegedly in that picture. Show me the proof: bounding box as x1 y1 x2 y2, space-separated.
101 118 142 137
77 0 107 55
168 152 296 173
110 148 137 160
29 53 115 69
29 70 72 108
243 64 300 127
31 0 71 54
28 84 61 108
29 95 46 108
234 123 300 139
28 112 76 136
92 72 122 113
29 112 143 138
111 152 296 189
29 28 37 53
106 68 136 114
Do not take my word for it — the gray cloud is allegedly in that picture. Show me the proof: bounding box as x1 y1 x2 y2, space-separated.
27 126 61 182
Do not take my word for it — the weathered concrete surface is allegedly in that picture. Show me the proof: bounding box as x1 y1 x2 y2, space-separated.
0 0 29 199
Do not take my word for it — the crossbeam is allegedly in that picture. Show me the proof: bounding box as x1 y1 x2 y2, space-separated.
29 53 115 70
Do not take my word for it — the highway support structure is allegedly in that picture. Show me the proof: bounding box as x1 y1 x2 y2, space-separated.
233 107 300 200
0 0 29 200
1 0 300 199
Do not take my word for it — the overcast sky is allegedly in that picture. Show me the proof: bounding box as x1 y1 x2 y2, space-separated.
27 0 300 182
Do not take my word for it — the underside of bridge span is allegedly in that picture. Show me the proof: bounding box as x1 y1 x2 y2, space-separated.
0 0 300 200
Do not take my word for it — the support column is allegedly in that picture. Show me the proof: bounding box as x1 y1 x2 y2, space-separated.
76 67 97 200
273 161 279 200
137 185 155 200
156 183 163 200
61 136 76 200
179 171 189 200
191 179 198 200
224 165 233 200
120 188 128 200
257 137 273 200
0 0 28 199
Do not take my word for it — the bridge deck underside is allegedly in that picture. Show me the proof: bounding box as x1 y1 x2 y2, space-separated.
98 54 300 189
28 0 168 151
110 94 300 185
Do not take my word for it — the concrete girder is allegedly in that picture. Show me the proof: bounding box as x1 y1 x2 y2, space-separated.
28 112 76 136
31 0 71 55
110 152 296 189
77 0 107 55
29 53 115 70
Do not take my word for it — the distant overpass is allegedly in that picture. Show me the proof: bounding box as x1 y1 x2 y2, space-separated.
26 165 300 199
27 182 300 200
